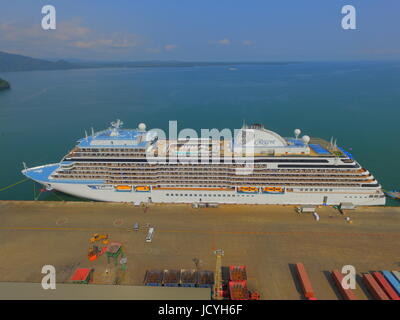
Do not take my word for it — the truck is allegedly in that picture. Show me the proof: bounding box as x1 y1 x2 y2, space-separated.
296 206 316 214
146 227 154 242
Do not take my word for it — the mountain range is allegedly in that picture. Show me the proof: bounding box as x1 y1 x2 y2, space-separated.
0 50 296 73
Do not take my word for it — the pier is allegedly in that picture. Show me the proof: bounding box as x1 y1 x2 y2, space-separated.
0 201 399 299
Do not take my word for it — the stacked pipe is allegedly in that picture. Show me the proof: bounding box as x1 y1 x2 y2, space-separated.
331 270 358 300
295 263 316 300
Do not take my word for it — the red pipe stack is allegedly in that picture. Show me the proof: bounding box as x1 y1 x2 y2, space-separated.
295 263 316 300
362 273 390 300
372 272 400 300
331 270 358 300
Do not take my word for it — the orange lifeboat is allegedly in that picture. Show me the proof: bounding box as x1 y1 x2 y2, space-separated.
262 187 285 194
114 185 132 192
135 186 150 192
237 187 259 194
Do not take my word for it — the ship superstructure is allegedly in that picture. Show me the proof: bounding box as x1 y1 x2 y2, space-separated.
22 120 385 206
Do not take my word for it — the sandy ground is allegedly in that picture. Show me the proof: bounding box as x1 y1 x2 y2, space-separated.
0 201 399 300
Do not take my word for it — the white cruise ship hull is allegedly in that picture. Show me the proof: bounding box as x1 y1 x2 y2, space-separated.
41 181 385 206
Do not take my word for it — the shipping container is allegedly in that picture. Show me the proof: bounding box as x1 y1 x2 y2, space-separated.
162 269 180 287
295 263 315 299
362 273 389 300
382 271 400 296
229 265 247 282
180 269 198 287
372 272 400 300
144 269 163 286
197 270 214 288
229 281 249 300
331 270 358 300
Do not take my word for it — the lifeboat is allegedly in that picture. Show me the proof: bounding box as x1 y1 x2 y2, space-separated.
135 186 150 192
237 186 259 193
262 187 285 194
115 185 132 192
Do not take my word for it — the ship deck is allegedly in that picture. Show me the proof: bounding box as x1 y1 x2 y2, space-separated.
156 137 344 158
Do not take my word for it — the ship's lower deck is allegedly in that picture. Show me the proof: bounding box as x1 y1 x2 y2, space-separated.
45 181 385 206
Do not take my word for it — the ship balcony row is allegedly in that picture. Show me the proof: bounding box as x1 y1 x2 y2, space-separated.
56 169 371 180
50 173 376 186
64 164 368 175
55 168 372 180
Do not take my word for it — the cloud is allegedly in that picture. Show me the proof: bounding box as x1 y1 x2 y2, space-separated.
0 19 90 43
242 40 253 46
70 33 139 49
164 44 177 51
217 38 230 45
0 19 141 57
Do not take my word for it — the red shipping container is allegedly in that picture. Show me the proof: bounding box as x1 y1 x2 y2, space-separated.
229 265 247 281
229 281 249 300
362 273 390 300
295 263 315 299
372 272 400 300
331 270 358 300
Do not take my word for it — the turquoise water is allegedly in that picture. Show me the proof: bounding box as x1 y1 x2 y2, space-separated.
0 62 399 204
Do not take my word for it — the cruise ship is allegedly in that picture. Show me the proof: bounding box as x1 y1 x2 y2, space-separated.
22 120 386 206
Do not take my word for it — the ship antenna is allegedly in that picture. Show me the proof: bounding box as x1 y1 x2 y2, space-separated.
111 119 123 129
110 119 123 137
91 127 95 136
85 130 88 140
22 162 27 170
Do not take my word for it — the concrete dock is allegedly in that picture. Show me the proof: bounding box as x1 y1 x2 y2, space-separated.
0 201 399 300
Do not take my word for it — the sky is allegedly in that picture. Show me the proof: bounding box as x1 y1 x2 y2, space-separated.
0 0 399 61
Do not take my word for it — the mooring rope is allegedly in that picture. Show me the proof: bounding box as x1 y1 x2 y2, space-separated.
0 178 29 192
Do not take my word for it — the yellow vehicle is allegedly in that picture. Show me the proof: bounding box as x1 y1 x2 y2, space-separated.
89 233 108 243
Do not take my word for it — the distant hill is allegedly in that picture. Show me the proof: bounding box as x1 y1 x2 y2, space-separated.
0 78 10 90
0 50 299 72
0 51 79 72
